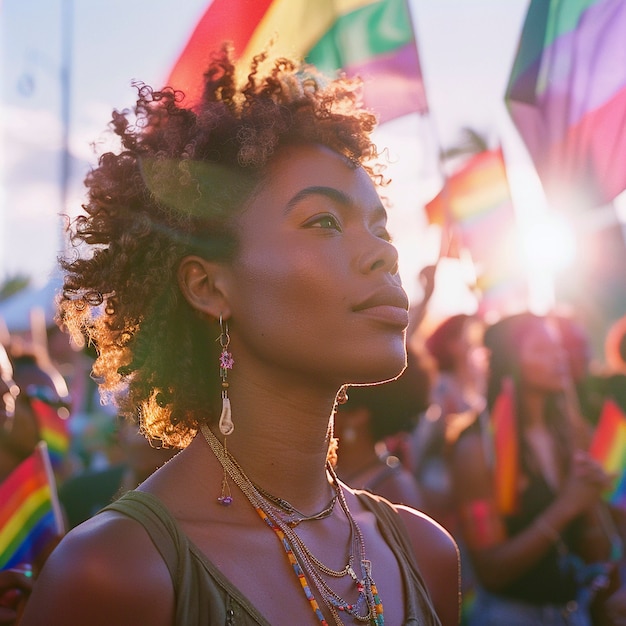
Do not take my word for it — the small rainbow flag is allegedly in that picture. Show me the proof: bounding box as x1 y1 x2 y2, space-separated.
166 0 427 123
425 148 528 318
589 399 626 507
30 397 70 469
491 378 519 516
0 442 65 571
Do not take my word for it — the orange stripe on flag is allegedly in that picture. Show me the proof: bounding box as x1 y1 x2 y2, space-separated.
492 378 519 515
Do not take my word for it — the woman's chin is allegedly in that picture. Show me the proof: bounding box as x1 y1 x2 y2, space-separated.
348 355 408 387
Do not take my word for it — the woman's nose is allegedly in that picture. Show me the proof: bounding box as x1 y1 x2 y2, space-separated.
358 236 400 275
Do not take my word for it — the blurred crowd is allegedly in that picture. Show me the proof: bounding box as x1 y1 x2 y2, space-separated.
3 272 626 625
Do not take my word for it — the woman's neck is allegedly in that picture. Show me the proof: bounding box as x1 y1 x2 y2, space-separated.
201 385 339 511
335 434 381 485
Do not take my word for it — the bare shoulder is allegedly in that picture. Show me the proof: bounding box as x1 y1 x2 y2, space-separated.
20 510 174 626
396 505 459 573
397 505 460 626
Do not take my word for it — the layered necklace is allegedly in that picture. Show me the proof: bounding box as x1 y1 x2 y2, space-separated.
201 424 384 626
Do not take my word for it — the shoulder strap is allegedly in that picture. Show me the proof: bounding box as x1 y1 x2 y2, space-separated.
102 490 182 584
354 490 413 558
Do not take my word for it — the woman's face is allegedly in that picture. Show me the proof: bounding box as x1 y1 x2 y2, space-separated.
519 320 569 393
223 144 409 389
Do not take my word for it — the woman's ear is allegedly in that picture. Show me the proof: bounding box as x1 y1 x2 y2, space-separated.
177 255 231 319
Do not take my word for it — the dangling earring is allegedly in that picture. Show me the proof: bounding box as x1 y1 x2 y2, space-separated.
218 315 234 436
336 385 349 405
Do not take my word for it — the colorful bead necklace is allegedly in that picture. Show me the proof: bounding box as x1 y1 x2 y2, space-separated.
201 424 384 626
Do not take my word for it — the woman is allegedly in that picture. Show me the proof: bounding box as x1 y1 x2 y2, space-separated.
0 342 68 624
20 46 459 626
413 314 486 528
450 312 620 626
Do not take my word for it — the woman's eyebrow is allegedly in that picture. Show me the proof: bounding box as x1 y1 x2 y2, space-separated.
284 186 351 215
284 186 387 222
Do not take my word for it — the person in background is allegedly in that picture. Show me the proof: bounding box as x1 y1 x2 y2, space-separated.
0 345 37 485
1 341 71 485
591 314 626 418
450 311 621 626
0 342 67 625
412 314 486 528
334 350 429 509
20 45 459 626
554 312 604 428
0 343 31 626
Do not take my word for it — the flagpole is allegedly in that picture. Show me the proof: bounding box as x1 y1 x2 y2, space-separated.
59 0 73 260
404 1 449 263
36 441 66 536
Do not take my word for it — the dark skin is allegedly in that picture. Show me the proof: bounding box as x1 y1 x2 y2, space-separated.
21 145 459 626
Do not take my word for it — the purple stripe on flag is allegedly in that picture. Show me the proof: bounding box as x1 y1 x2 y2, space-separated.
512 0 626 146
542 1 626 125
343 42 428 121
610 471 626 509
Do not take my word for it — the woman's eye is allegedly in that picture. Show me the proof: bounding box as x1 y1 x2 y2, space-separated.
304 214 342 231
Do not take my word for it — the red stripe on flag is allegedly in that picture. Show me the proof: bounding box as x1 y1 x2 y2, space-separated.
545 85 626 207
590 399 626 472
167 0 275 107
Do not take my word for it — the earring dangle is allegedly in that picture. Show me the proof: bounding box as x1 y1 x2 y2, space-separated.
216 315 234 506
218 315 234 436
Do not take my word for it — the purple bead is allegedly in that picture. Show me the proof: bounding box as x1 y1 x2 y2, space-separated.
218 495 233 506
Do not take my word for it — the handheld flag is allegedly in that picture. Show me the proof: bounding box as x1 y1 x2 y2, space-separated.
491 378 519 516
28 393 70 469
167 0 427 123
425 149 528 318
589 398 626 507
506 0 626 210
0 442 65 571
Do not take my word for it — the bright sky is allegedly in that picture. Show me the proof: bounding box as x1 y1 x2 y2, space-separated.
1 0 534 315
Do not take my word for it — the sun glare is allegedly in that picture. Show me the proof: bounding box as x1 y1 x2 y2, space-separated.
520 210 577 275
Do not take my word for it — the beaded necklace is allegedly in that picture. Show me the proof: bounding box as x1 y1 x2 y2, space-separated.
201 425 384 626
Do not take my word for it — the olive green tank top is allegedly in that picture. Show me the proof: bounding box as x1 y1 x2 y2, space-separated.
103 489 441 625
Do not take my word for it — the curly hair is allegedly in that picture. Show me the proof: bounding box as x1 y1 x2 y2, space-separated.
58 44 380 448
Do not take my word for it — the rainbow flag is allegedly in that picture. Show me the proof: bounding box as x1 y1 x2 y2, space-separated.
167 0 427 123
491 378 519 516
0 442 65 571
30 397 70 469
589 399 626 507
505 0 626 210
425 149 528 317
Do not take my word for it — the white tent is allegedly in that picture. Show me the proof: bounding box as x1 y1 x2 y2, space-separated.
0 275 63 333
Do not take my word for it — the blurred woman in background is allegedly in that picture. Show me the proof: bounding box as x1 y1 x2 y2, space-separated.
450 312 620 626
